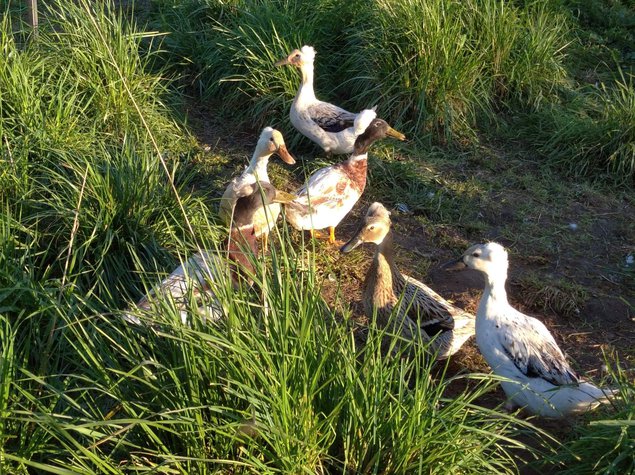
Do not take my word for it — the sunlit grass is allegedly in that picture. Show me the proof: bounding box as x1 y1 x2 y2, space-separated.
0 0 633 473
545 356 635 474
0 223 551 472
150 0 572 143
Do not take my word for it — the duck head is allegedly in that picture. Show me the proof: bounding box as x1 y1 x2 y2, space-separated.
232 181 295 229
353 118 406 155
340 202 392 253
274 45 316 68
227 182 295 282
255 127 296 165
443 242 509 277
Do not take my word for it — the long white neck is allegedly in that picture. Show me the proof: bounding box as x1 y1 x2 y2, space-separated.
297 62 316 102
246 152 272 181
245 147 273 181
478 269 509 319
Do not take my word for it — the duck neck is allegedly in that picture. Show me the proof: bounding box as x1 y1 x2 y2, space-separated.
343 154 368 193
246 152 272 181
226 226 257 287
366 231 403 304
297 62 316 102
479 270 509 317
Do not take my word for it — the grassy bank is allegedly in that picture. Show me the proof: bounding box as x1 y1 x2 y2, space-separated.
0 0 633 472
150 0 634 182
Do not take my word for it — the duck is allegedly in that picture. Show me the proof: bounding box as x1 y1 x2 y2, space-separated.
284 117 405 244
124 182 294 326
219 127 296 250
445 242 616 417
340 202 475 359
274 45 405 155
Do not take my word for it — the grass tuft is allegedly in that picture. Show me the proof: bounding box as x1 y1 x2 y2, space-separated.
515 272 589 319
546 355 635 474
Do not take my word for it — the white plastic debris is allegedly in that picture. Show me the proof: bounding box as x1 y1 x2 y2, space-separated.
395 203 412 214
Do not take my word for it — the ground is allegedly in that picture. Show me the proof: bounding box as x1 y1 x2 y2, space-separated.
185 99 635 409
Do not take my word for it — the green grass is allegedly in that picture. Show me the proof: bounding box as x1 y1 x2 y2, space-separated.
0 239 549 472
343 0 570 141
148 0 634 183
546 356 635 474
563 0 635 80
150 0 572 142
0 0 633 472
0 0 208 307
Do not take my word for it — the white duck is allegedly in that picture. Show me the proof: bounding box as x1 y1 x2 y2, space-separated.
125 182 293 326
285 117 405 244
274 45 404 155
340 203 475 359
219 127 296 249
447 242 615 418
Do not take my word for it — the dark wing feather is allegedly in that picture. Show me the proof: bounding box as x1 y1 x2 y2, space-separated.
400 278 457 337
499 311 580 386
307 103 357 133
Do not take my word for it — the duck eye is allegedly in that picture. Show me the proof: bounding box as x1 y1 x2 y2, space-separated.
472 252 480 257
270 137 274 142
369 225 375 231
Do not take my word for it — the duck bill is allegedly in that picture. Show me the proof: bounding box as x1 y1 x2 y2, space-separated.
442 257 467 271
276 144 296 165
340 229 364 254
272 189 297 204
274 57 290 67
386 126 406 141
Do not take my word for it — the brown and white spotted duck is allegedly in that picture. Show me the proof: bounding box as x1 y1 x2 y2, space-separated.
285 119 405 244
340 202 475 359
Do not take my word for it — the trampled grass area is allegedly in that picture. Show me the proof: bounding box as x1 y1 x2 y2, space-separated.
1 0 634 473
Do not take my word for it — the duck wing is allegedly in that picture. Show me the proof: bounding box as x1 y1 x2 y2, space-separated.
401 277 457 336
287 165 358 219
307 102 357 133
296 165 349 200
498 310 580 386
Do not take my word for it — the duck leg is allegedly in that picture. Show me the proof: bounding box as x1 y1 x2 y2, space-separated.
308 227 337 244
261 232 269 253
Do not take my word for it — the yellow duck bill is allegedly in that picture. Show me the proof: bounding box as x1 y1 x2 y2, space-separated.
272 189 297 204
386 126 406 141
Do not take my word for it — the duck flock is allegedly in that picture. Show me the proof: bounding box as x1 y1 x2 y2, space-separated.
125 45 616 419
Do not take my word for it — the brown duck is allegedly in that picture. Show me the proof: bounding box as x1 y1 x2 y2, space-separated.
340 202 475 359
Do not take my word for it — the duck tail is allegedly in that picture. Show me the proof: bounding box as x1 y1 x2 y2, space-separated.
354 108 378 136
579 382 619 404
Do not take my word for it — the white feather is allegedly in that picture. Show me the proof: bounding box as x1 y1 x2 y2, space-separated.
353 108 377 136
